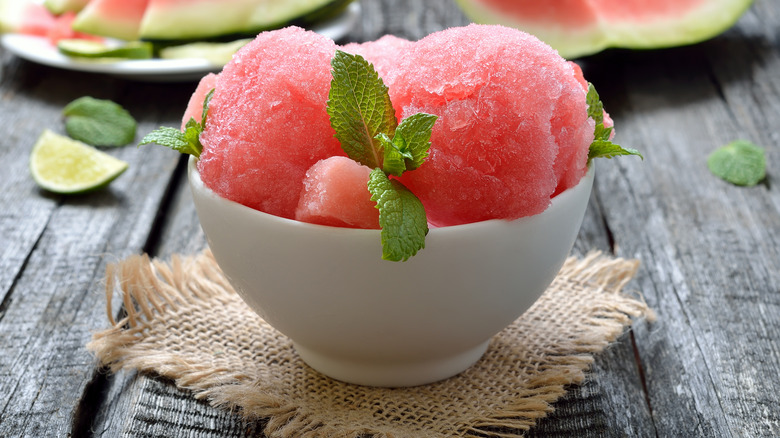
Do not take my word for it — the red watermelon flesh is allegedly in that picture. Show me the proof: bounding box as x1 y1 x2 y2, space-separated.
295 156 380 229
456 0 753 58
198 27 345 220
471 0 710 27
342 35 414 87
471 0 598 28
17 4 57 37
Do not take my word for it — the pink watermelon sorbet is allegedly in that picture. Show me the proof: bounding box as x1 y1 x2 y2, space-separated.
192 24 602 228
196 27 345 220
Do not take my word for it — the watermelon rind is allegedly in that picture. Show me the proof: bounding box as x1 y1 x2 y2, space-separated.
158 39 252 66
139 0 354 41
44 0 90 15
57 39 154 59
454 0 755 58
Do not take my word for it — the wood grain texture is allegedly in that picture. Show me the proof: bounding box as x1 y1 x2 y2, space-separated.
0 58 196 437
1 0 778 436
581 1 780 435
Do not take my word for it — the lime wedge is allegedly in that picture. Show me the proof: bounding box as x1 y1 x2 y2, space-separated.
30 130 129 194
57 39 154 59
159 39 251 66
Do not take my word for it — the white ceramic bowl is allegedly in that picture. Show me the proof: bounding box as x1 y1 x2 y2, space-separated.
189 156 594 387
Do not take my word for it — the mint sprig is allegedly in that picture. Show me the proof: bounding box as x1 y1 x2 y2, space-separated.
139 89 214 158
63 96 137 147
328 50 436 261
586 83 642 164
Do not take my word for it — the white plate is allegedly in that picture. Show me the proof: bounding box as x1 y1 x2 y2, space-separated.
0 2 361 82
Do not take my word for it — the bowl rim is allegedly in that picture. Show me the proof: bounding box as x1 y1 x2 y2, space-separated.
187 155 594 235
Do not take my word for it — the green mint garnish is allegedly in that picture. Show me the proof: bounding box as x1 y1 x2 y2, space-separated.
63 96 137 147
707 140 766 186
586 83 642 164
368 169 428 261
328 50 436 261
139 89 214 158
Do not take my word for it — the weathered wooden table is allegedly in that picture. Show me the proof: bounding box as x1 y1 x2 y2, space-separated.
2 0 779 436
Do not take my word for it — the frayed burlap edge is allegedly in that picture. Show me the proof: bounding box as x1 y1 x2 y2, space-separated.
87 250 654 438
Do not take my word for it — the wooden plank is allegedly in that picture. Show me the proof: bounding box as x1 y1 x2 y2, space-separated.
0 56 198 437
584 1 780 435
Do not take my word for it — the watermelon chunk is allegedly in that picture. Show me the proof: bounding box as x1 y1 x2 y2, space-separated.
72 0 149 41
455 0 754 58
295 156 380 229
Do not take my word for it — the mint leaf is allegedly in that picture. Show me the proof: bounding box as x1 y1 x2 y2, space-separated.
63 96 137 147
375 113 438 177
375 133 410 177
327 50 397 169
586 83 604 124
391 112 437 171
708 140 766 186
139 88 214 158
588 140 643 161
139 121 202 157
201 88 215 127
586 83 642 165
367 169 428 262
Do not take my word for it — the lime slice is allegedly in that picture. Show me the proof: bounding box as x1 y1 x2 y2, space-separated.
57 39 153 59
159 39 251 66
30 130 129 194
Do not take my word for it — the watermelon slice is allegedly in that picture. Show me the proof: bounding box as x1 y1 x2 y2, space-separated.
72 0 149 41
454 0 754 58
69 0 353 42
138 0 354 41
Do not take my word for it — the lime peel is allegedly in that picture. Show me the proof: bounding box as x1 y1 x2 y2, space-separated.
30 130 128 194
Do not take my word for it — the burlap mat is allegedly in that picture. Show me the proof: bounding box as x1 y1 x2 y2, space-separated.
88 250 653 438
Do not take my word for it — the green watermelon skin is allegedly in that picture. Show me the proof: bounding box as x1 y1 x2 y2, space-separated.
139 0 354 41
455 0 754 58
44 0 90 15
